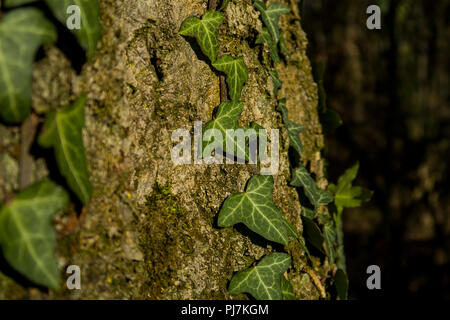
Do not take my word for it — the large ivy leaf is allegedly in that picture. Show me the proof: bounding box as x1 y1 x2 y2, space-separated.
0 8 56 124
328 162 373 214
228 253 291 300
212 55 248 101
254 1 290 44
179 10 224 63
277 99 304 157
256 27 280 64
218 175 290 245
38 96 92 205
0 179 69 289
45 0 101 60
291 166 333 208
3 0 37 6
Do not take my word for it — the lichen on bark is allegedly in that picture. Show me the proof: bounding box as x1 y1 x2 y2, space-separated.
0 0 330 299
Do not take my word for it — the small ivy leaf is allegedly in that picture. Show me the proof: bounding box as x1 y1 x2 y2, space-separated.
269 70 282 97
218 175 290 245
254 0 290 44
291 166 333 208
277 99 304 157
335 225 346 271
0 8 57 124
0 179 69 289
256 28 280 64
45 0 101 60
219 0 230 11
324 221 337 265
281 277 295 300
328 162 373 213
312 62 342 133
301 216 324 253
212 55 248 101
38 96 92 205
3 0 37 7
179 10 224 63
203 102 264 162
229 253 291 300
279 34 289 56
335 269 349 300
203 100 242 153
301 206 316 220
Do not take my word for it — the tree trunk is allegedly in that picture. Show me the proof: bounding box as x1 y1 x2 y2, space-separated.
0 0 330 299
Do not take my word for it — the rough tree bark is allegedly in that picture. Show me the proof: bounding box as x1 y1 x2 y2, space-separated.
0 0 331 299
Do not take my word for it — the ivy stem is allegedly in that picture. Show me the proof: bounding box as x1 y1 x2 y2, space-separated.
19 113 38 190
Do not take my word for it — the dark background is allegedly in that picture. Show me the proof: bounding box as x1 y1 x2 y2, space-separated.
302 0 449 299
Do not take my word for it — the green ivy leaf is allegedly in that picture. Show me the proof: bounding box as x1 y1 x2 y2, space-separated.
3 0 37 6
179 10 224 63
44 0 101 60
335 223 346 271
328 162 373 213
281 277 295 300
203 100 241 155
324 221 337 265
203 101 264 162
279 34 289 56
335 269 349 300
291 166 333 208
301 215 324 253
301 206 316 220
277 99 304 156
269 70 282 97
256 27 280 64
212 55 248 101
312 62 342 133
218 175 290 245
0 179 69 289
0 8 56 124
228 253 291 300
38 96 92 205
254 1 290 44
219 0 230 11
329 162 373 271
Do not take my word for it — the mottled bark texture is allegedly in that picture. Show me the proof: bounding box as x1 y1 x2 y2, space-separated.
0 0 330 299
